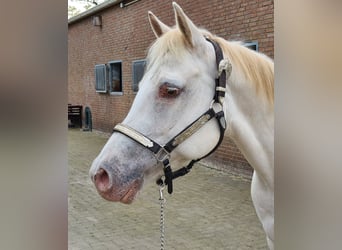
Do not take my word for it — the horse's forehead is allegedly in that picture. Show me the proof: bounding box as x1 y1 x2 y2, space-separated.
147 30 194 64
147 43 208 77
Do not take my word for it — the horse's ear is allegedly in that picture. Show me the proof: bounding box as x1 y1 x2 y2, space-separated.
173 2 203 48
148 11 171 38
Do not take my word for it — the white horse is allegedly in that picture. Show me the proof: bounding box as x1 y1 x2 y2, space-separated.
90 2 274 249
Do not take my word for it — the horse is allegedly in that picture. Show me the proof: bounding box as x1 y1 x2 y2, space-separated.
90 2 274 249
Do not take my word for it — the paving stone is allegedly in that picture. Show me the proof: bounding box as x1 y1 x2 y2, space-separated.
68 129 267 249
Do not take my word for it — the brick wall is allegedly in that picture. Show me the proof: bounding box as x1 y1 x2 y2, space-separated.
68 0 274 172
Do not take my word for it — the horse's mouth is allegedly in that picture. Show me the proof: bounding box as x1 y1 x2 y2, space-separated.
95 182 142 204
119 185 140 204
93 170 143 204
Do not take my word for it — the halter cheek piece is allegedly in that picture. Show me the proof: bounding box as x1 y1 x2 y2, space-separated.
113 37 232 194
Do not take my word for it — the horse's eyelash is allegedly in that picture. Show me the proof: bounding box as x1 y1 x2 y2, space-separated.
162 82 180 89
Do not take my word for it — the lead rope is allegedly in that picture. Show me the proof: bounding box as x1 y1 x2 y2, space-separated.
159 184 166 250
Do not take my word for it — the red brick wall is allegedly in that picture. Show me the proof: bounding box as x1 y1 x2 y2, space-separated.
68 0 273 171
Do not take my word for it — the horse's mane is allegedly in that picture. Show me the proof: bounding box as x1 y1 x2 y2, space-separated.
206 33 274 106
147 29 274 106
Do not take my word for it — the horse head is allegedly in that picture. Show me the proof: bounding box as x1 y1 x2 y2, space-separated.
89 3 223 203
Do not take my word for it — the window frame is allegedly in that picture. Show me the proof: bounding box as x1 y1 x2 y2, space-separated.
108 60 123 95
243 41 259 51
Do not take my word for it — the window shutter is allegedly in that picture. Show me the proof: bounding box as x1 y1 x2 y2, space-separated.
132 60 146 92
95 64 107 93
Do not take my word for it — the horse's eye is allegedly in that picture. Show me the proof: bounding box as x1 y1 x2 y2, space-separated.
159 83 181 98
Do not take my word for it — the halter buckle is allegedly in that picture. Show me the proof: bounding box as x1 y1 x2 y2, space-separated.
155 147 170 162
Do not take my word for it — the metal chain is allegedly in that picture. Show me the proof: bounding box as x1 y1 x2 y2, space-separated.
159 184 166 250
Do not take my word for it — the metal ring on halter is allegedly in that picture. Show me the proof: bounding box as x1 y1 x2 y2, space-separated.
155 147 170 162
210 99 224 113
210 100 226 130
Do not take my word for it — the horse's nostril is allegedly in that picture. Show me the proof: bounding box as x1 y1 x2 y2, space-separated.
94 168 111 192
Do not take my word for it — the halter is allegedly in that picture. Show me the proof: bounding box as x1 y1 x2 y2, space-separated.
113 37 232 194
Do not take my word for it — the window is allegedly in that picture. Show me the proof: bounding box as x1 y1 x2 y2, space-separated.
95 64 107 93
108 61 123 94
132 59 146 92
243 41 258 51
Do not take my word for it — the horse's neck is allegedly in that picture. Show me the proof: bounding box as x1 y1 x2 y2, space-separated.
224 74 274 188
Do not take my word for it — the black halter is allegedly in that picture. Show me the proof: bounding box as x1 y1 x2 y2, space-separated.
113 37 231 194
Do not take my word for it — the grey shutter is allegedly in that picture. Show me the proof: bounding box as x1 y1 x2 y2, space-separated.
132 60 146 92
95 64 107 93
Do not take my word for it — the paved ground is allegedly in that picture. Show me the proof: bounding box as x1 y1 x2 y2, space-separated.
68 129 267 249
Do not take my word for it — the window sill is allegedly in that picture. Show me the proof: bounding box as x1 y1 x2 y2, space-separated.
110 92 123 96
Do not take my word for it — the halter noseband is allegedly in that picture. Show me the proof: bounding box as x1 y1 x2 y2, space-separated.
113 37 232 194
